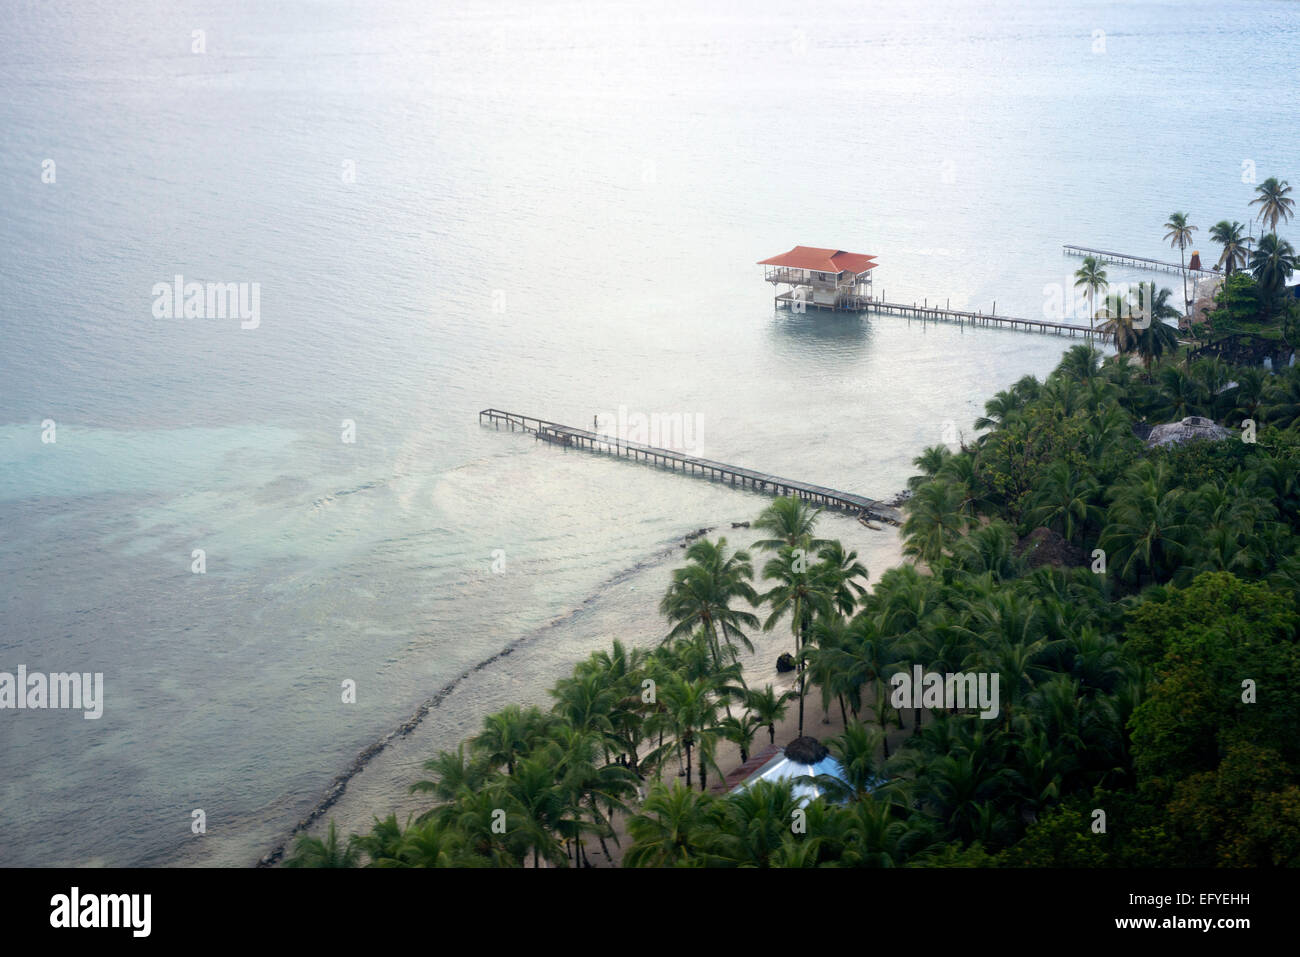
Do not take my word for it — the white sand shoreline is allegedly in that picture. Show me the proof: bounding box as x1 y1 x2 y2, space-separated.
267 515 906 866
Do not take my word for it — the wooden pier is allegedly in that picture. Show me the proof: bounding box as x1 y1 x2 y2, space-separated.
1063 243 1218 277
775 291 1115 341
478 409 903 525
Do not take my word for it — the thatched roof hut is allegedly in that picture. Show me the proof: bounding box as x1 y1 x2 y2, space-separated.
1145 415 1234 448
732 735 851 806
783 736 829 765
1015 527 1085 569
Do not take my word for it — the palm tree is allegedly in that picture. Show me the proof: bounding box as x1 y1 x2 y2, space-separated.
1054 345 1101 385
471 705 553 776
1152 363 1211 420
1263 368 1300 430
659 537 760 669
908 444 953 489
816 539 871 615
719 712 762 764
973 391 1023 432
1250 176 1295 235
1099 462 1191 586
624 783 718 867
1098 283 1180 370
751 495 829 552
283 820 361 868
1024 460 1101 544
1209 220 1252 275
549 671 617 739
1073 256 1108 334
661 673 722 789
425 786 525 865
760 545 838 736
1249 233 1297 301
390 816 479 868
501 752 572 867
711 779 803 867
1228 367 1269 426
1164 212 1197 313
841 796 935 866
818 722 886 802
549 723 638 862
351 813 408 866
901 479 969 565
410 742 492 804
745 684 793 746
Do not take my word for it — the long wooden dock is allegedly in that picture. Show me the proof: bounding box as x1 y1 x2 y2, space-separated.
1063 243 1218 277
775 291 1115 341
478 409 903 525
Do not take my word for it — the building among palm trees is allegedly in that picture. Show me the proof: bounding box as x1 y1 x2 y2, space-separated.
759 245 878 311
730 736 856 806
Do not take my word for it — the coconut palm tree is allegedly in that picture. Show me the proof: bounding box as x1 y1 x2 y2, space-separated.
661 672 722 790
840 795 936 866
424 785 525 866
760 545 838 736
1055 345 1102 385
1151 363 1211 420
1209 220 1252 275
816 539 871 615
1250 176 1295 235
471 704 554 776
908 444 953 489
901 479 970 565
818 722 886 803
410 742 493 804
751 494 829 552
1263 367 1300 430
283 820 360 867
719 711 762 764
745 684 793 746
1227 366 1270 426
624 783 718 867
549 723 639 861
1164 212 1197 312
659 537 760 669
502 751 574 867
973 390 1023 432
549 671 618 740
1025 459 1102 544
1249 233 1297 301
376 815 481 868
1098 283 1181 371
1099 462 1191 586
1073 256 1108 334
711 779 804 867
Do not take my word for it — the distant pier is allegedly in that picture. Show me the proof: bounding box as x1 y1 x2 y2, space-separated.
1063 243 1218 277
478 408 903 525
774 291 1115 341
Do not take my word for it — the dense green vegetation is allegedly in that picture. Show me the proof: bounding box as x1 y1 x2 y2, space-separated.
1167 181 1298 365
284 342 1300 867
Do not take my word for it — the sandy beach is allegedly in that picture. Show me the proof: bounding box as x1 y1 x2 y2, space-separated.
273 518 907 865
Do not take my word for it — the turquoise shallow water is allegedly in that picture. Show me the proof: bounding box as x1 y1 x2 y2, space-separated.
0 0 1296 865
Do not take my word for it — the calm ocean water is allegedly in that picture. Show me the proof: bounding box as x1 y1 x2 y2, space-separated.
1 0 1295 866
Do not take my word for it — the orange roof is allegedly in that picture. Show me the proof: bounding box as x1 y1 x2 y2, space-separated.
757 245 878 274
